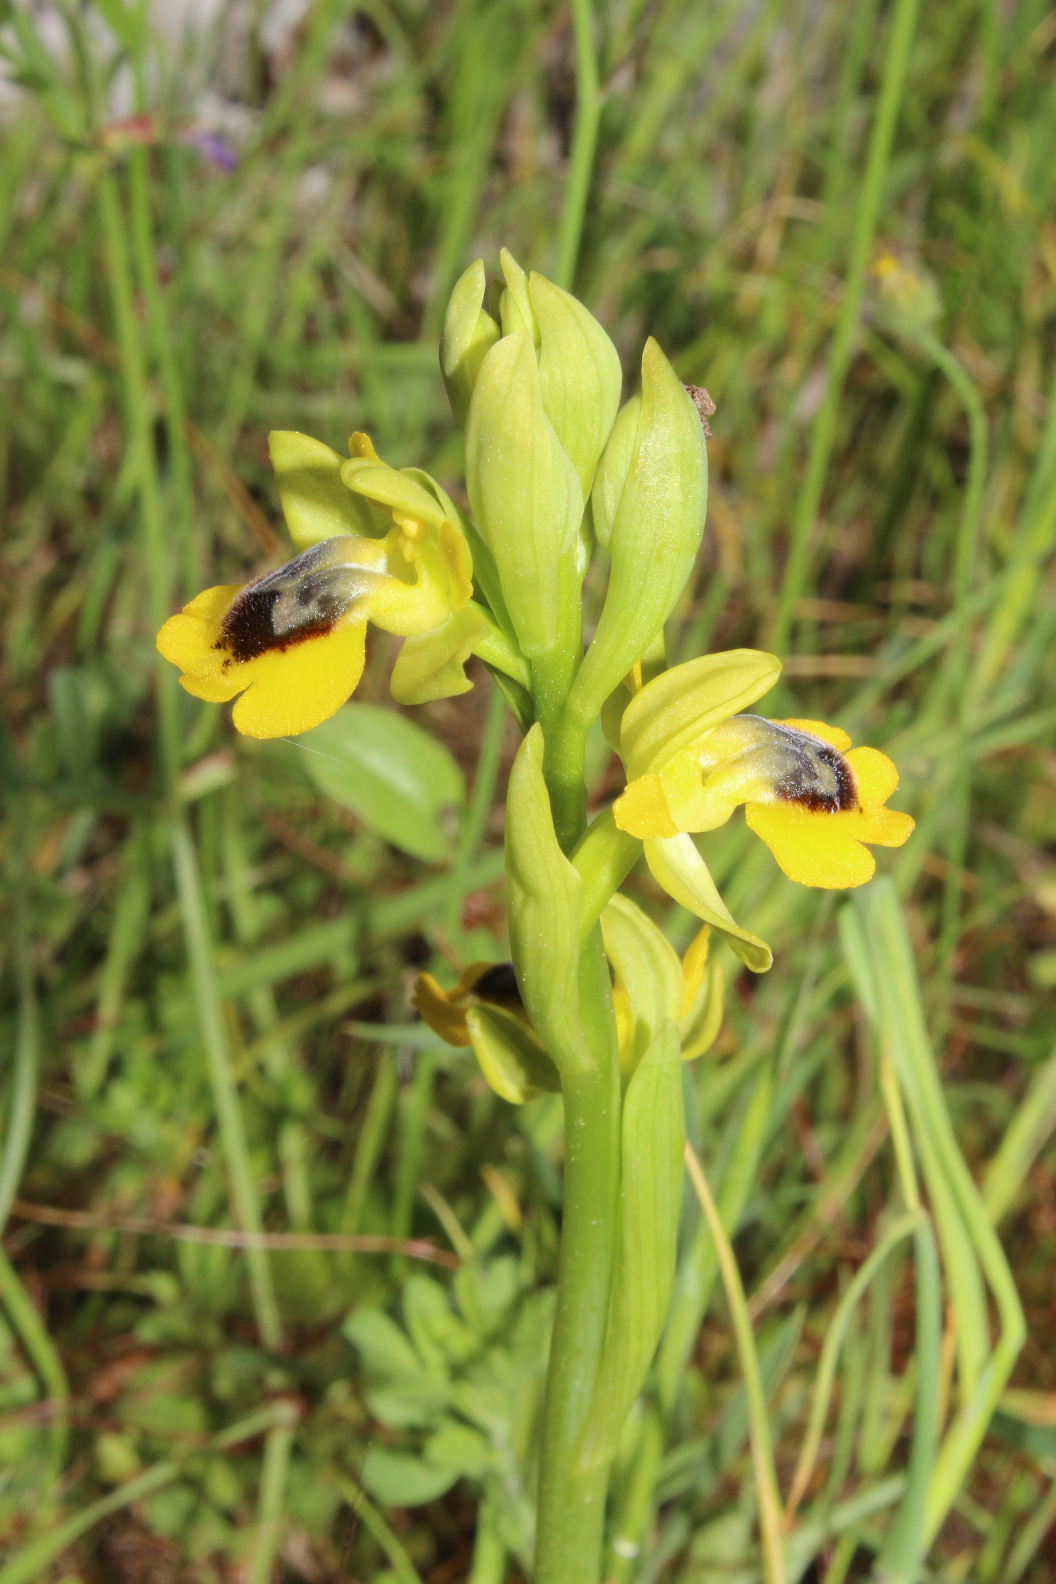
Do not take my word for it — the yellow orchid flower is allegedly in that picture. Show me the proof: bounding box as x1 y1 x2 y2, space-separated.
415 902 723 1091
601 895 724 1075
615 712 914 891
412 961 526 1047
412 963 560 1104
157 434 488 739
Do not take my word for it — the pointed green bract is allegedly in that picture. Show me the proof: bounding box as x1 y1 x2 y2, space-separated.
505 727 590 1072
600 895 684 1075
529 272 622 498
590 396 639 552
498 247 537 339
576 1021 685 1471
466 330 584 657
440 259 501 427
569 340 709 719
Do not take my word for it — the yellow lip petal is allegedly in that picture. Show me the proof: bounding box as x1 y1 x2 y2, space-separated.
745 802 877 889
229 620 368 739
156 584 241 671
845 745 900 806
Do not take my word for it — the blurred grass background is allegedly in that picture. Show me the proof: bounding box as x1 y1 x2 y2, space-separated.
2 0 1056 1580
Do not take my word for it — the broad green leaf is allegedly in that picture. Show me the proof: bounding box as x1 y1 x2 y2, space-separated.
343 1308 423 1378
360 1447 459 1506
299 704 464 863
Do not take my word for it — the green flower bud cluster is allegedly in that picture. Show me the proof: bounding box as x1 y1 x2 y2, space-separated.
443 250 708 715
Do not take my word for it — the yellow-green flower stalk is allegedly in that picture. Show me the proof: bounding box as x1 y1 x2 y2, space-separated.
155 252 916 1584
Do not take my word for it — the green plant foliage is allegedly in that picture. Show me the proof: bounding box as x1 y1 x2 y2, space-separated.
298 703 466 862
2 0 1055 1579
346 1258 551 1566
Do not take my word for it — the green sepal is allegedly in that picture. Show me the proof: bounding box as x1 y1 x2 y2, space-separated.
466 330 584 657
529 272 622 497
268 430 387 548
440 259 501 428
569 340 709 718
389 604 492 704
619 649 782 781
590 397 639 552
505 726 590 1073
645 834 772 972
340 454 450 530
498 247 537 339
600 895 683 1077
576 1020 685 1471
466 1004 561 1104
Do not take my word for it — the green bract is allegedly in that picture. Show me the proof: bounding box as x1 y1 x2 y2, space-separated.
466 327 584 658
529 271 622 498
570 339 709 720
577 1020 685 1471
440 259 501 428
505 726 590 1071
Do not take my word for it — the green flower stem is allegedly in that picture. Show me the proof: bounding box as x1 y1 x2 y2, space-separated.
534 931 622 1584
531 617 588 848
472 609 532 688
572 810 641 935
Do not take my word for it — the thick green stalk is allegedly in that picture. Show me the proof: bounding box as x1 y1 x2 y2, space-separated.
534 934 622 1583
531 587 588 849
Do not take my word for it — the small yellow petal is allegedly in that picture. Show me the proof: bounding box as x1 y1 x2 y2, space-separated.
228 620 367 739
845 745 900 806
680 926 711 1015
613 773 679 839
412 973 472 1046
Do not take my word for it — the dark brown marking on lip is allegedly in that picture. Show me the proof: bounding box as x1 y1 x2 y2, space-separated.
775 744 859 813
474 962 523 1007
217 585 339 664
